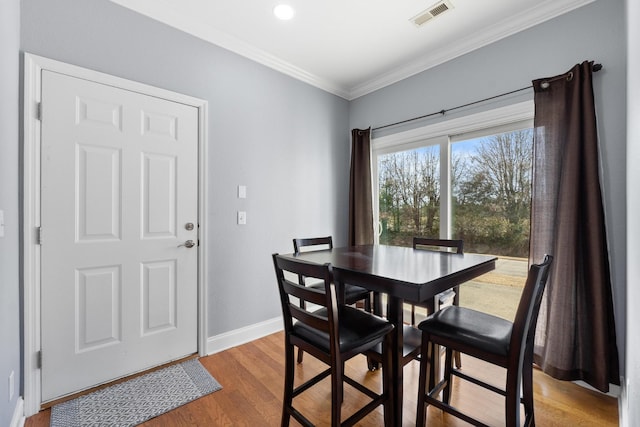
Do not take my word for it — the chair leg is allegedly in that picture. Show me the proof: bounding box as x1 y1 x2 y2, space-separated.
428 342 437 391
442 348 454 404
340 362 345 404
454 350 462 369
522 351 535 425
505 369 521 427
367 356 379 371
373 292 383 317
297 300 306 364
416 335 432 427
452 285 460 306
331 359 344 426
411 304 417 326
364 293 372 312
366 292 383 372
382 333 394 427
281 341 295 427
452 286 462 369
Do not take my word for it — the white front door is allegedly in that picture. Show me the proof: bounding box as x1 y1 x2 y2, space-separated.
40 70 199 401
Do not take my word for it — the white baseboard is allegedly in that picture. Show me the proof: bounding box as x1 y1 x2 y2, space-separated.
573 379 621 398
206 316 283 355
10 397 25 427
618 376 628 427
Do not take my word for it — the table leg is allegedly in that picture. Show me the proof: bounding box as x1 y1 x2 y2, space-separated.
386 296 404 427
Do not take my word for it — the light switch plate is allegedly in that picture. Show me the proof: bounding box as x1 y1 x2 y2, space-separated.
237 211 247 225
0 210 4 238
238 185 247 199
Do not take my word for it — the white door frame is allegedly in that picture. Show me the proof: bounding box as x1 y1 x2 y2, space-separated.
22 53 209 416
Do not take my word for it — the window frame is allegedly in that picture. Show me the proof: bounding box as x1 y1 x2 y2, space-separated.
371 100 534 244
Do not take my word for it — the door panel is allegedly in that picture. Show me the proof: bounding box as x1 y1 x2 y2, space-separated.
142 153 176 237
142 260 177 334
40 70 199 401
77 265 121 351
77 144 121 240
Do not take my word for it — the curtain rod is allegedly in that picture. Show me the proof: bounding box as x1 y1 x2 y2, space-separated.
372 63 603 132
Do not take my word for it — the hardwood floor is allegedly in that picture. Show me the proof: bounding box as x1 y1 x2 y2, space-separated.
26 331 618 426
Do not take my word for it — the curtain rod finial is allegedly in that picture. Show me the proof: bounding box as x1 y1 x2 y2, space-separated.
593 63 603 72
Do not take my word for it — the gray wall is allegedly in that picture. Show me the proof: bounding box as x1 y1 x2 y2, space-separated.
20 0 351 337
0 0 22 424
625 0 638 423
350 0 628 373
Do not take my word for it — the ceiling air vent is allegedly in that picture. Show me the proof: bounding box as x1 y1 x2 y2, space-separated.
410 0 454 27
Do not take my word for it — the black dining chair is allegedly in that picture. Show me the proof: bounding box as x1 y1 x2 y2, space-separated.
415 254 553 427
293 236 373 363
272 253 394 426
411 237 464 368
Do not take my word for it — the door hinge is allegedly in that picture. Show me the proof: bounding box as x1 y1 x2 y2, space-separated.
36 350 42 369
36 226 42 245
36 102 42 121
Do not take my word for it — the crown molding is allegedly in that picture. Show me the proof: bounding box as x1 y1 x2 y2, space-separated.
110 0 595 101
109 0 350 99
348 0 596 99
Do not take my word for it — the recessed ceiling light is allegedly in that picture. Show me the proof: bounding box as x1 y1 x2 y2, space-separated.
273 4 295 20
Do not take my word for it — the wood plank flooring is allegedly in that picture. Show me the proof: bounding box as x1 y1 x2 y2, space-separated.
25 331 618 426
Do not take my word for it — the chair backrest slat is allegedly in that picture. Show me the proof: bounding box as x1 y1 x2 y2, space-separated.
281 277 326 306
293 236 333 254
289 305 331 333
413 237 463 254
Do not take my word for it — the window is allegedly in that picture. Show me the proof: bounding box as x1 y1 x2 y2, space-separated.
372 101 534 320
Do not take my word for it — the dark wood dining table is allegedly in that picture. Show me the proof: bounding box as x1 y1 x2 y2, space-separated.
280 244 497 426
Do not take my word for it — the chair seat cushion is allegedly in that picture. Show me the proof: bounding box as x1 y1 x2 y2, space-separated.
293 307 393 354
418 306 512 356
307 282 370 303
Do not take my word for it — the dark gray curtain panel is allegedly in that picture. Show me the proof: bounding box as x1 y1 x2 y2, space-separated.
348 128 374 246
530 61 619 392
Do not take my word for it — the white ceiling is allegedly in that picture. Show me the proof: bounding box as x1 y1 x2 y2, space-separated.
110 0 595 100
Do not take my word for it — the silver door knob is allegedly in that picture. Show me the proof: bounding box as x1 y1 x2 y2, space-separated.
178 240 196 248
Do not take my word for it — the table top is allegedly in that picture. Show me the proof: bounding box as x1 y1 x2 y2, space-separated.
281 244 497 302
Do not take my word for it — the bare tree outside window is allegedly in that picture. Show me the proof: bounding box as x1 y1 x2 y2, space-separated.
378 147 440 246
452 129 532 257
